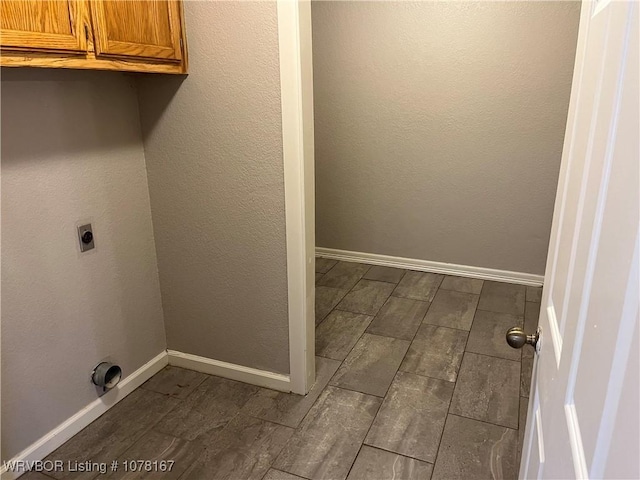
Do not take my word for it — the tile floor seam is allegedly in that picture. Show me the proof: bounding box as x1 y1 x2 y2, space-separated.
466 305 524 363
333 303 388 318
330 307 370 315
450 350 521 431
327 330 411 398
378 297 434 399
317 259 340 276
316 262 372 291
342 387 385 480
478 279 487 297
323 311 376 384
447 412 519 432
431 296 479 469
360 277 403 286
315 352 342 361
328 371 392 399
366 367 454 464
376 364 409 400
364 297 431 341
315 285 351 326
434 415 454 477
394 269 409 286
363 290 449 468
516 397 524 432
464 350 523 365
235 411 297 436
325 282 426 401
459 308 474 362
242 407 305 431
390 274 445 303
272 384 381 480
394 297 434 368
297 269 383 478
251 357 343 433
317 310 375 364
335 277 398 317
332 264 373 301
359 442 436 467
343 443 365 480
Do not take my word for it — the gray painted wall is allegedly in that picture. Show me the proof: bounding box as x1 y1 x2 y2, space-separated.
313 1 581 275
137 1 290 374
1 69 166 461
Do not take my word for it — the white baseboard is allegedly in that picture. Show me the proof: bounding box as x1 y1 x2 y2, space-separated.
316 247 544 287
1 351 168 480
2 350 292 479
167 350 291 393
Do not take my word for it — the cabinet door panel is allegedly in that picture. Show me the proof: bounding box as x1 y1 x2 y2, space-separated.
91 0 182 61
0 0 86 52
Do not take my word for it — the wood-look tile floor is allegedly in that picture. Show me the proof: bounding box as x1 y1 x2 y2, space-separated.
30 259 540 480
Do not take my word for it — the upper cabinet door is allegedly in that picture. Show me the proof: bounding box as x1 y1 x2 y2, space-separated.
0 0 86 52
90 0 182 62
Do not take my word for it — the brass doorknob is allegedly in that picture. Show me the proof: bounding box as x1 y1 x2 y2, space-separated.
506 327 539 349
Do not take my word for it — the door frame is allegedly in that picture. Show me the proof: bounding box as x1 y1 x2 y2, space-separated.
278 0 316 395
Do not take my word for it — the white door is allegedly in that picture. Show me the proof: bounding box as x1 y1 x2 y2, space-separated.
520 1 639 478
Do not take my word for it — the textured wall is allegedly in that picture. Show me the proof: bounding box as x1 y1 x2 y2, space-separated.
1 69 166 461
137 1 290 374
313 1 581 275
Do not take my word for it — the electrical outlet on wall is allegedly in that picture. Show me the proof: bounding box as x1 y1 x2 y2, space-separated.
77 223 95 252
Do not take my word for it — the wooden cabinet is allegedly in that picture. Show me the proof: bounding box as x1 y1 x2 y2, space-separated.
0 0 187 74
91 0 182 61
0 1 86 52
